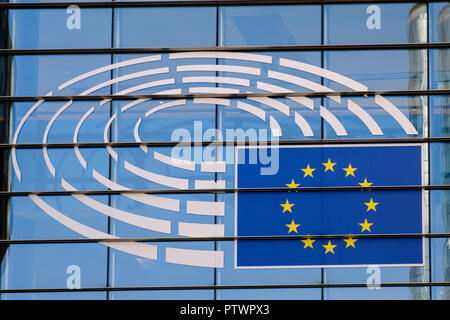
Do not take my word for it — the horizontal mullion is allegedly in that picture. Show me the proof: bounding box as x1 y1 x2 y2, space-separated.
1 89 449 102
0 281 448 294
2 185 450 196
5 137 450 149
0 0 446 9
1 233 450 245
0 43 449 55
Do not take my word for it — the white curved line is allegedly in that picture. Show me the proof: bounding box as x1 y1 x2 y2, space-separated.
177 64 260 75
58 55 162 91
165 247 224 268
104 114 118 161
320 106 348 136
348 100 383 136
178 222 224 237
29 194 158 260
169 51 272 64
121 99 149 113
186 200 225 216
80 67 169 96
100 99 111 106
268 70 341 103
134 117 148 153
12 91 52 181
92 169 180 212
279 58 369 92
153 151 195 171
270 115 282 137
42 100 73 177
237 101 266 121
124 160 189 189
200 161 226 173
73 106 95 169
189 87 240 94
194 180 226 189
182 76 250 87
193 98 230 106
256 81 314 110
61 178 171 234
247 97 290 116
145 99 186 117
375 95 418 135
115 78 175 96
294 112 314 137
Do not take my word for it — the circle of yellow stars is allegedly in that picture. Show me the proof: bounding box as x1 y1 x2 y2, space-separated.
281 158 380 255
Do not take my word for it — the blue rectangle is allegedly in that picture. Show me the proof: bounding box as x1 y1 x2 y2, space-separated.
235 145 423 268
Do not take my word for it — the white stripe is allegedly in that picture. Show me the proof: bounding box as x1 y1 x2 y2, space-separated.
178 222 224 237
29 194 158 260
153 151 195 171
182 76 250 87
169 51 272 64
177 64 260 75
279 58 368 92
124 160 189 189
320 106 348 136
256 81 314 110
294 112 314 137
189 87 240 94
145 99 186 117
134 118 148 153
200 161 226 173
194 180 226 189
115 78 175 96
121 99 149 113
375 95 418 135
92 169 180 212
104 114 118 161
348 100 383 136
193 98 231 106
73 106 95 169
186 200 225 216
237 101 266 121
58 55 162 91
79 67 169 96
270 115 282 137
165 247 224 268
247 97 290 116
62 178 171 234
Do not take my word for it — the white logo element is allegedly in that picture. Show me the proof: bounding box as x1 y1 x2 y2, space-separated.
366 5 382 30
66 5 81 30
66 265 81 289
11 52 418 269
366 265 382 289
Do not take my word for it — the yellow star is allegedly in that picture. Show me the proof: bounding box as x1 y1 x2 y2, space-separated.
359 178 373 187
280 199 295 213
322 158 337 172
322 241 337 254
343 164 357 177
343 237 358 248
301 237 316 249
286 179 300 189
285 219 300 233
301 164 316 178
359 219 373 232
364 198 379 212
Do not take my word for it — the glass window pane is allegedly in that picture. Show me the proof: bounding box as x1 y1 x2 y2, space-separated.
430 142 450 185
220 6 321 46
325 3 427 44
115 7 216 48
431 238 450 299
10 9 112 49
430 95 450 137
430 2 450 42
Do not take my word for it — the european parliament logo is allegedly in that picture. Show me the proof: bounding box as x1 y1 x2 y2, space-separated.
236 145 424 268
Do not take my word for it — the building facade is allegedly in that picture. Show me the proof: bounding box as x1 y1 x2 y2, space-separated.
0 0 448 300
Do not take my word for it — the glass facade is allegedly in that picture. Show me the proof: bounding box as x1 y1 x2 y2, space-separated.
0 1 448 300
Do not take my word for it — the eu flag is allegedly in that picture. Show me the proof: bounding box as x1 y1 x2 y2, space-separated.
235 144 423 268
